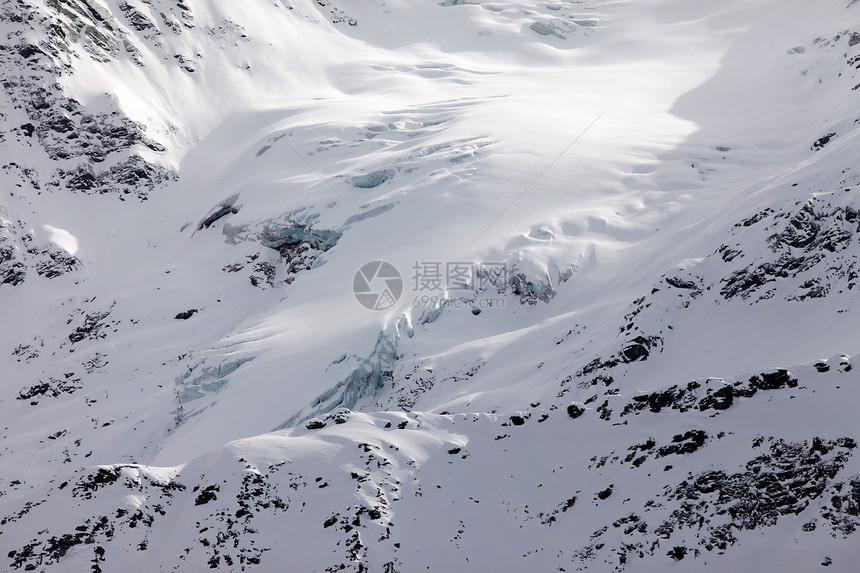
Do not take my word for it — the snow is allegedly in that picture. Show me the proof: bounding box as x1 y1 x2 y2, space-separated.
41 225 79 255
1 0 860 570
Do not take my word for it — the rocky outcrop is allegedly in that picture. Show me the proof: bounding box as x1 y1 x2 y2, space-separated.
720 198 860 301
0 0 173 199
0 217 26 286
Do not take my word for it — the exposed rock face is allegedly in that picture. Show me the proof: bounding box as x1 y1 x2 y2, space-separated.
720 197 860 302
0 218 26 286
0 0 173 200
0 216 83 286
198 201 239 230
2 2 860 573
5 360 860 572
663 436 856 548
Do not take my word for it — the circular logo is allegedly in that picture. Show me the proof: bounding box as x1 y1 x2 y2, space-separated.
353 261 403 311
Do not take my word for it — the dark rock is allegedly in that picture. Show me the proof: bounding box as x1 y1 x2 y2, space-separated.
1 229 27 286
119 3 155 31
66 166 97 190
567 403 585 419
199 205 237 229
44 533 84 560
825 477 860 535
198 197 239 229
621 341 649 362
698 385 734 411
636 386 688 414
620 335 661 363
17 44 43 58
17 376 82 402
749 369 796 391
656 430 707 457
836 437 857 450
69 310 111 343
1 260 26 286
667 546 687 560
34 249 79 278
717 244 743 262
174 309 198 320
73 467 121 499
560 497 577 512
665 276 698 290
735 208 774 228
194 485 219 506
811 437 831 455
46 116 75 133
773 201 820 250
721 261 784 299
668 437 854 544
812 133 836 151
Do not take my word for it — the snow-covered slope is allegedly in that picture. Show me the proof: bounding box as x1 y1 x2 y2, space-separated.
2 0 860 570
